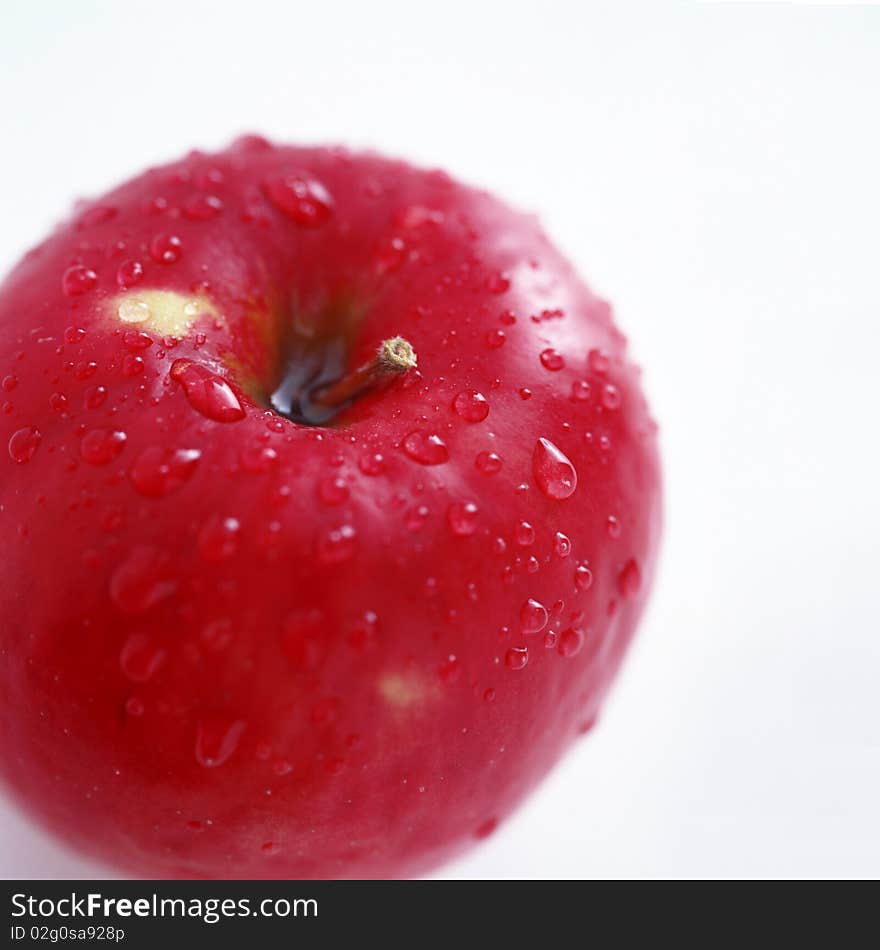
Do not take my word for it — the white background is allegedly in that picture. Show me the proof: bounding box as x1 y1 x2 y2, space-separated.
1 1 878 879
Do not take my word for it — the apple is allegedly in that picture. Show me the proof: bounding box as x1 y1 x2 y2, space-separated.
0 136 661 879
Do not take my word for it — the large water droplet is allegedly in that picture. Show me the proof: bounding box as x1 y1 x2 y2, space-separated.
617 558 641 597
80 428 127 465
116 260 144 289
558 628 584 657
49 391 67 413
571 380 591 401
119 632 167 682
359 452 386 476
485 329 506 349
447 501 479 536
195 717 246 768
110 545 177 612
515 521 535 546
130 446 201 498
84 385 108 409
601 384 621 410
8 426 41 464
486 271 510 294
520 598 548 634
554 531 572 557
149 233 183 264
575 564 593 591
118 298 152 324
475 451 503 475
533 438 577 500
587 348 610 375
262 172 334 226
540 348 565 371
61 265 97 297
402 430 449 465
505 645 529 670
183 194 224 221
170 359 245 422
452 390 489 422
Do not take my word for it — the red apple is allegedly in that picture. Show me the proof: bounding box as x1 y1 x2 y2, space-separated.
0 137 661 878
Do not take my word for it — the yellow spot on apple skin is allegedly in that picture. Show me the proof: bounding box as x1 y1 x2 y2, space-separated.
110 290 217 337
379 673 426 709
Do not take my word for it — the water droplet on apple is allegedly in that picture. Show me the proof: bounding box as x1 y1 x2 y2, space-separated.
438 655 461 683
520 598 548 634
2 375 17 392
486 271 510 294
316 524 358 564
121 354 145 377
118 298 152 324
149 233 183 264
130 446 201 498
558 628 584 657
575 564 593 591
587 348 610 375
282 607 326 670
571 380 591 401
84 384 108 409
110 545 177 613
262 172 333 226
123 329 153 350
452 390 489 422
505 645 529 670
485 329 506 349
617 558 641 597
195 717 246 768
116 260 144 289
48 392 68 413
554 532 572 557
61 265 97 297
170 359 245 423
319 476 349 505
374 236 407 275
200 619 234 652
533 438 577 500
405 504 430 532
447 501 479 536
119 632 167 683
475 451 503 475
240 444 278 474
74 360 98 380
601 383 621 410
8 426 41 463
183 194 224 221
198 515 241 561
402 430 449 465
80 428 127 465
515 521 535 546
540 348 565 371
606 515 621 538
359 452 385 476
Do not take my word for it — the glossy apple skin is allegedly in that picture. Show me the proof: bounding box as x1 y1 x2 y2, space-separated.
0 138 661 879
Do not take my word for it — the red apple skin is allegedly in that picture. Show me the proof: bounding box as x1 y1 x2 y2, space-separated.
0 137 661 879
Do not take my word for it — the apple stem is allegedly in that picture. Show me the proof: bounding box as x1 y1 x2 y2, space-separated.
311 337 417 409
